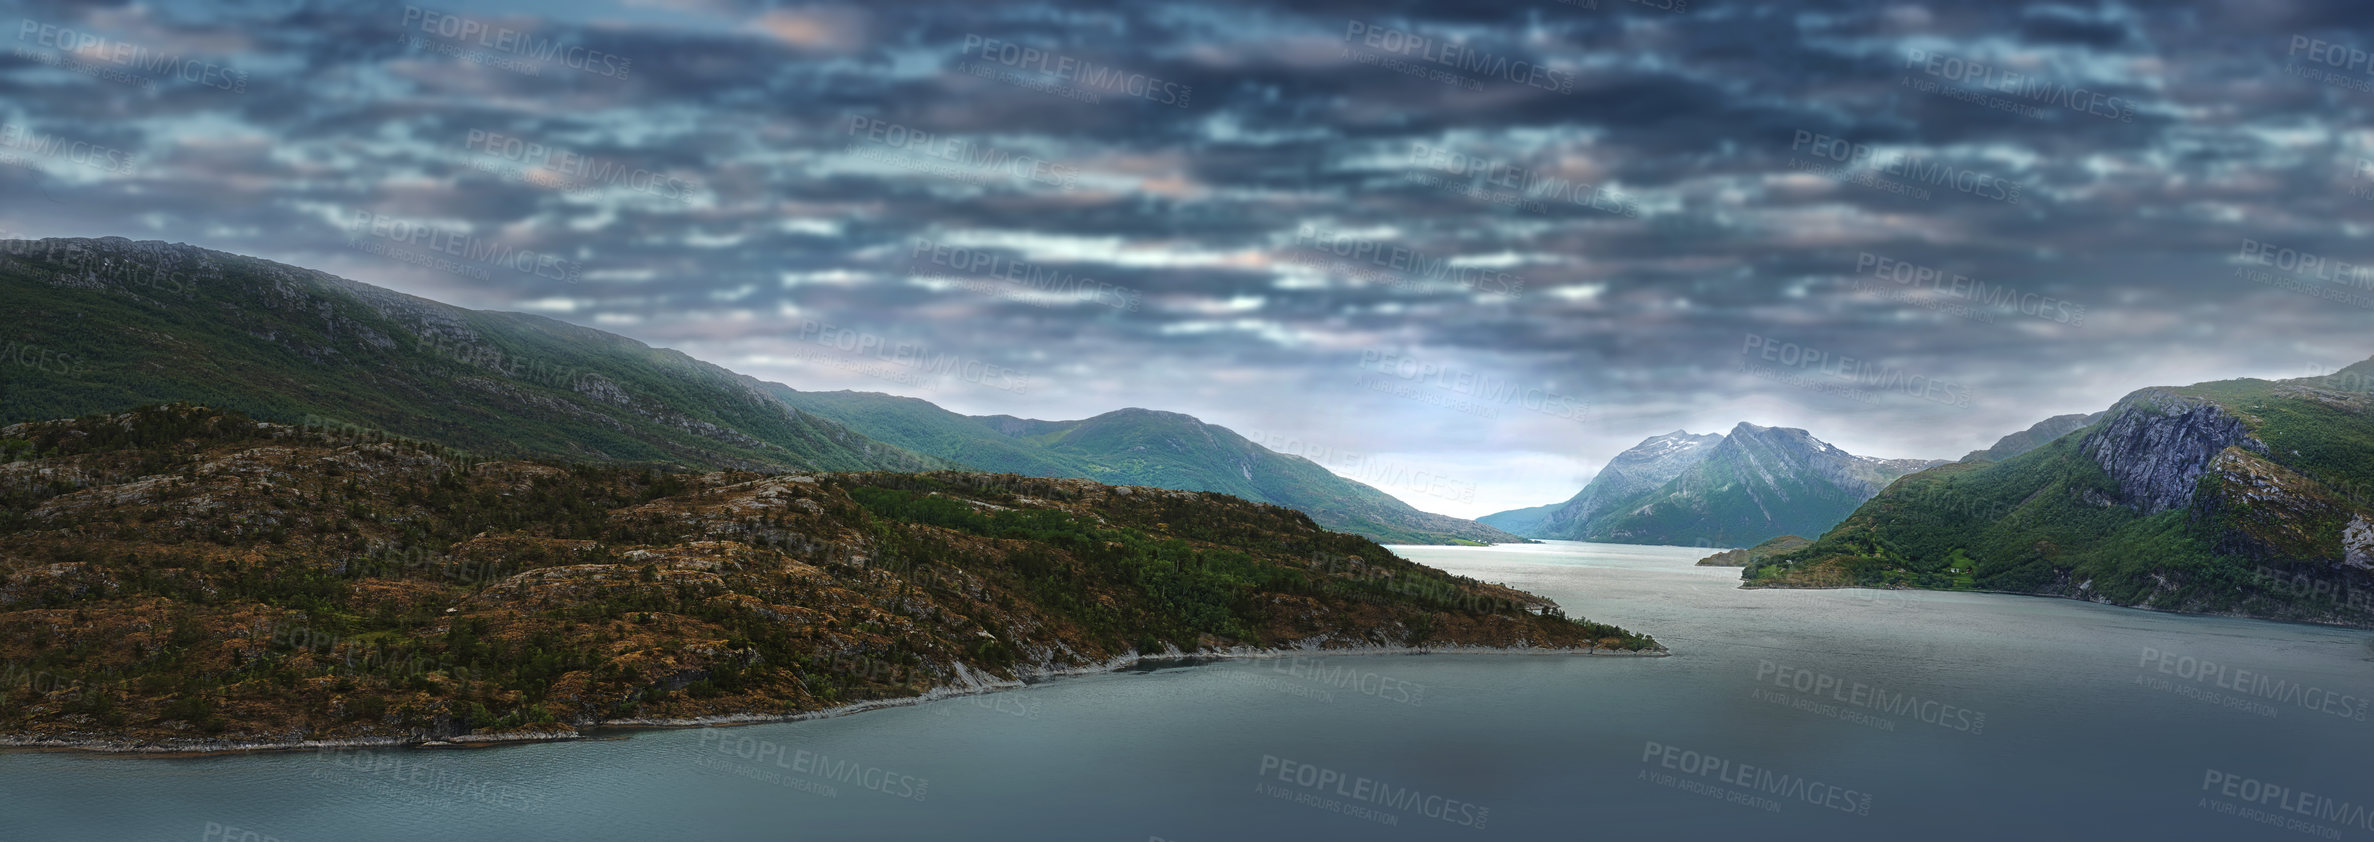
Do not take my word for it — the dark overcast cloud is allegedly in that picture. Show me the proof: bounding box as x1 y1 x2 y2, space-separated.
5 0 2373 516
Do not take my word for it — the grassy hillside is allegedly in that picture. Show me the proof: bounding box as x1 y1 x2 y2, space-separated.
0 405 1652 750
0 237 939 474
1747 367 2374 627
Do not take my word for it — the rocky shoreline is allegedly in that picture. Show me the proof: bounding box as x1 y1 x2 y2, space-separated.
0 639 1664 756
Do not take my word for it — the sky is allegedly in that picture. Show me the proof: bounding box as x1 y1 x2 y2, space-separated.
2 0 2372 518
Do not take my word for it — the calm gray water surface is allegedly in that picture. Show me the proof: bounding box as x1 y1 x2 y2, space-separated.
5 540 2370 841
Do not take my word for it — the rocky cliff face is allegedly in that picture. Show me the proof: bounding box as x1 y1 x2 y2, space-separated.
2187 439 2374 586
2191 448 2353 564
2082 390 2266 515
1746 363 2374 629
2347 517 2374 570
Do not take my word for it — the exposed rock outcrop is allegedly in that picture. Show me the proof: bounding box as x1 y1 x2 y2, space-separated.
1745 363 2374 629
2345 516 2374 571
2082 390 2265 515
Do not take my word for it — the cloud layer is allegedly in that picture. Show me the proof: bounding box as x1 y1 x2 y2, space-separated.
5 0 2371 516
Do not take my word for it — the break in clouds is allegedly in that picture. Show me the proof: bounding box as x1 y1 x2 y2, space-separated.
4 0 2372 515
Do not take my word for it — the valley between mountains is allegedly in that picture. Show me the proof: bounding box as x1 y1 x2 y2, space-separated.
0 237 1637 751
4 236 2372 758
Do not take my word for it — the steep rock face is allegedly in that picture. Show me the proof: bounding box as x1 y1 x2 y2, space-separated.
2191 448 2359 566
1525 431 1723 539
2082 390 2265 515
1746 361 2374 628
2347 517 2374 570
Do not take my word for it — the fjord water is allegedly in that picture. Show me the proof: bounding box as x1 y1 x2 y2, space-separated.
6 542 2369 841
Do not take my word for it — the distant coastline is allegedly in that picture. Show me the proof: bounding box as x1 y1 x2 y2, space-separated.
1738 580 2374 631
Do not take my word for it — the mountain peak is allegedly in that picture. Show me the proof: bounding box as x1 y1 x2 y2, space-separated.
1095 407 1203 424
1722 422 1830 451
1612 431 1724 463
1491 420 1934 546
1490 430 1728 539
1727 421 1821 439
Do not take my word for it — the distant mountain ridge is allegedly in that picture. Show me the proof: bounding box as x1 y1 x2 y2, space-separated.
1529 431 1725 539
1961 412 2105 462
0 237 1508 547
1483 424 1940 547
1473 502 1559 536
1479 431 1721 537
1584 423 1943 546
771 389 1520 545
